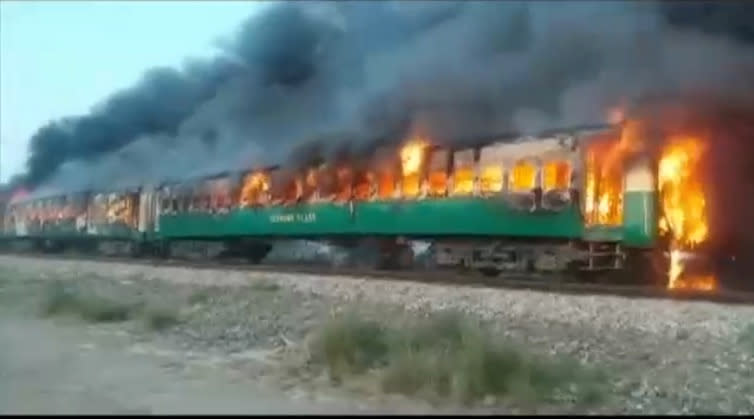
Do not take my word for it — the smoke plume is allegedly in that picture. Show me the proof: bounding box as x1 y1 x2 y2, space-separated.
13 0 754 197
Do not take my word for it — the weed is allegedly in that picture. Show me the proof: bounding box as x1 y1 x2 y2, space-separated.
308 310 606 407
309 314 391 381
142 303 181 331
39 281 134 323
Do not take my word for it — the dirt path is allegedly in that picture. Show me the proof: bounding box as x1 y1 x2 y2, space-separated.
0 315 398 415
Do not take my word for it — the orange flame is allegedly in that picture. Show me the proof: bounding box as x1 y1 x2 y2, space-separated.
400 138 427 198
241 171 271 206
354 171 374 200
584 140 624 226
377 169 396 199
479 165 503 195
427 151 449 197
335 167 353 202
658 136 716 291
400 139 426 176
510 160 537 192
452 168 475 195
543 161 571 191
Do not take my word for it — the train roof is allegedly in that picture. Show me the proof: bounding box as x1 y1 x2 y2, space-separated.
11 123 619 205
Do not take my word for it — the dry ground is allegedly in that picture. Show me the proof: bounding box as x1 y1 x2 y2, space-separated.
0 254 752 414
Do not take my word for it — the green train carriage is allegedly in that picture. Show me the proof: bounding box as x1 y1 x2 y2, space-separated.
1 188 146 254
0 124 664 282
154 125 662 278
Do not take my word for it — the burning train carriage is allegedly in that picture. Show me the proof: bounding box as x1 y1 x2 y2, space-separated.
0 185 146 254
154 124 662 277
83 188 142 239
3 121 714 288
3 192 88 238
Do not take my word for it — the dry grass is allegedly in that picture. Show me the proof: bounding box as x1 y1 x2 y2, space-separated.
307 310 606 407
40 281 135 322
40 281 181 329
249 279 281 292
141 302 181 331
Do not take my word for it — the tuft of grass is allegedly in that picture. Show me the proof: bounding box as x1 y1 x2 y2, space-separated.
250 279 281 292
40 281 135 323
142 303 181 331
77 295 134 322
188 288 213 305
40 281 184 330
307 310 606 407
40 281 80 317
309 314 391 382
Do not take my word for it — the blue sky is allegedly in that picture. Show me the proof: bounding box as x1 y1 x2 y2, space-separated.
0 0 268 182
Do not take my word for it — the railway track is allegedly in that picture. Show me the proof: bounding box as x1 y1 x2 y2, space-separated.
2 251 754 306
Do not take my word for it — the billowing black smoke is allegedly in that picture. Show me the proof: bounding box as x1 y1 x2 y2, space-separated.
12 1 754 196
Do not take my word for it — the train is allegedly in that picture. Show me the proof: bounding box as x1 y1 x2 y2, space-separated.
0 123 673 285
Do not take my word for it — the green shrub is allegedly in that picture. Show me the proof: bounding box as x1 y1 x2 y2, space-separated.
309 310 606 407
40 281 135 323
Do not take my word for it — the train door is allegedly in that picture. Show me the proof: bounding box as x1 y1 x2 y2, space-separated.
154 187 164 233
138 186 156 234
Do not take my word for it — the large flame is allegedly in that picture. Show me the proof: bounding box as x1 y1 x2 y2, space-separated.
377 169 396 199
510 160 537 193
427 151 449 197
479 165 503 195
400 138 427 198
543 161 571 191
452 166 475 195
658 136 716 290
335 167 353 202
240 172 270 206
354 171 374 200
584 142 624 226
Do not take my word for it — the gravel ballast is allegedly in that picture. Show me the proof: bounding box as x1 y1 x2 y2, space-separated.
1 254 752 414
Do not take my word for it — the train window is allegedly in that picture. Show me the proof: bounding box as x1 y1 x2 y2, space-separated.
335 167 353 202
543 160 571 191
201 193 211 211
301 167 319 202
353 170 374 201
451 150 475 196
584 145 623 225
204 179 228 211
400 142 426 199
240 171 271 207
214 189 229 209
510 160 538 192
375 170 394 200
268 170 301 204
480 165 504 195
310 166 333 202
179 195 189 212
371 148 398 200
479 145 505 195
427 149 449 197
